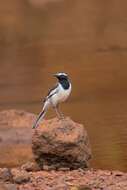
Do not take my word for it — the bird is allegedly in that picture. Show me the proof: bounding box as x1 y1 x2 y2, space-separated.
32 72 72 128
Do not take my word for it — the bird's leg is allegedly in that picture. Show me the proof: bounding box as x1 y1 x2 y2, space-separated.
54 105 64 120
57 105 64 119
54 106 61 119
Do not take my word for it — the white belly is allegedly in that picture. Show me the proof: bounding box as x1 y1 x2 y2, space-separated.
51 84 71 106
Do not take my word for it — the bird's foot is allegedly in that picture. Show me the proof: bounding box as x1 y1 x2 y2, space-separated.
58 114 65 120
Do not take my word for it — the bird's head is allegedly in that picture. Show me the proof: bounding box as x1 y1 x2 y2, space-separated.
54 72 69 81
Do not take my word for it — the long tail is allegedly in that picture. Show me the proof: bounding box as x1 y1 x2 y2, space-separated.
32 109 47 129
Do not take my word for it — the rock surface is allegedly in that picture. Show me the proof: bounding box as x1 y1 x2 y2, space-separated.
11 168 30 184
32 117 92 170
0 109 35 167
12 169 127 190
0 109 35 129
0 109 35 145
21 162 40 172
0 183 17 190
0 166 127 190
0 168 12 182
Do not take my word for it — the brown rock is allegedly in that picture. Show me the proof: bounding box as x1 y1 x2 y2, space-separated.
0 109 35 167
32 117 92 170
0 183 8 190
16 169 127 190
21 162 40 172
0 168 12 182
71 187 92 190
11 168 30 184
0 109 35 129
0 183 17 190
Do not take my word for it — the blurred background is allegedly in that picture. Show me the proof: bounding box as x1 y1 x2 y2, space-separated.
1 0 127 171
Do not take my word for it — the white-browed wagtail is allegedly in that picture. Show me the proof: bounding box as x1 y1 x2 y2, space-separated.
32 72 72 128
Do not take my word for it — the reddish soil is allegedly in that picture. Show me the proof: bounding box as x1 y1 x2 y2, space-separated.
18 168 127 190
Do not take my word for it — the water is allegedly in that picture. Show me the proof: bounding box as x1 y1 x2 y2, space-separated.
0 0 127 171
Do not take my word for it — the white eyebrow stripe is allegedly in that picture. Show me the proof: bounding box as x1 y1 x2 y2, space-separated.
57 72 67 76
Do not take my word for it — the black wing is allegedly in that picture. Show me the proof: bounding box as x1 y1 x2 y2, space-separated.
43 84 59 103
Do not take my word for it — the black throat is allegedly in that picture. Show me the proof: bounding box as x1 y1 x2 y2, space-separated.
59 79 70 90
